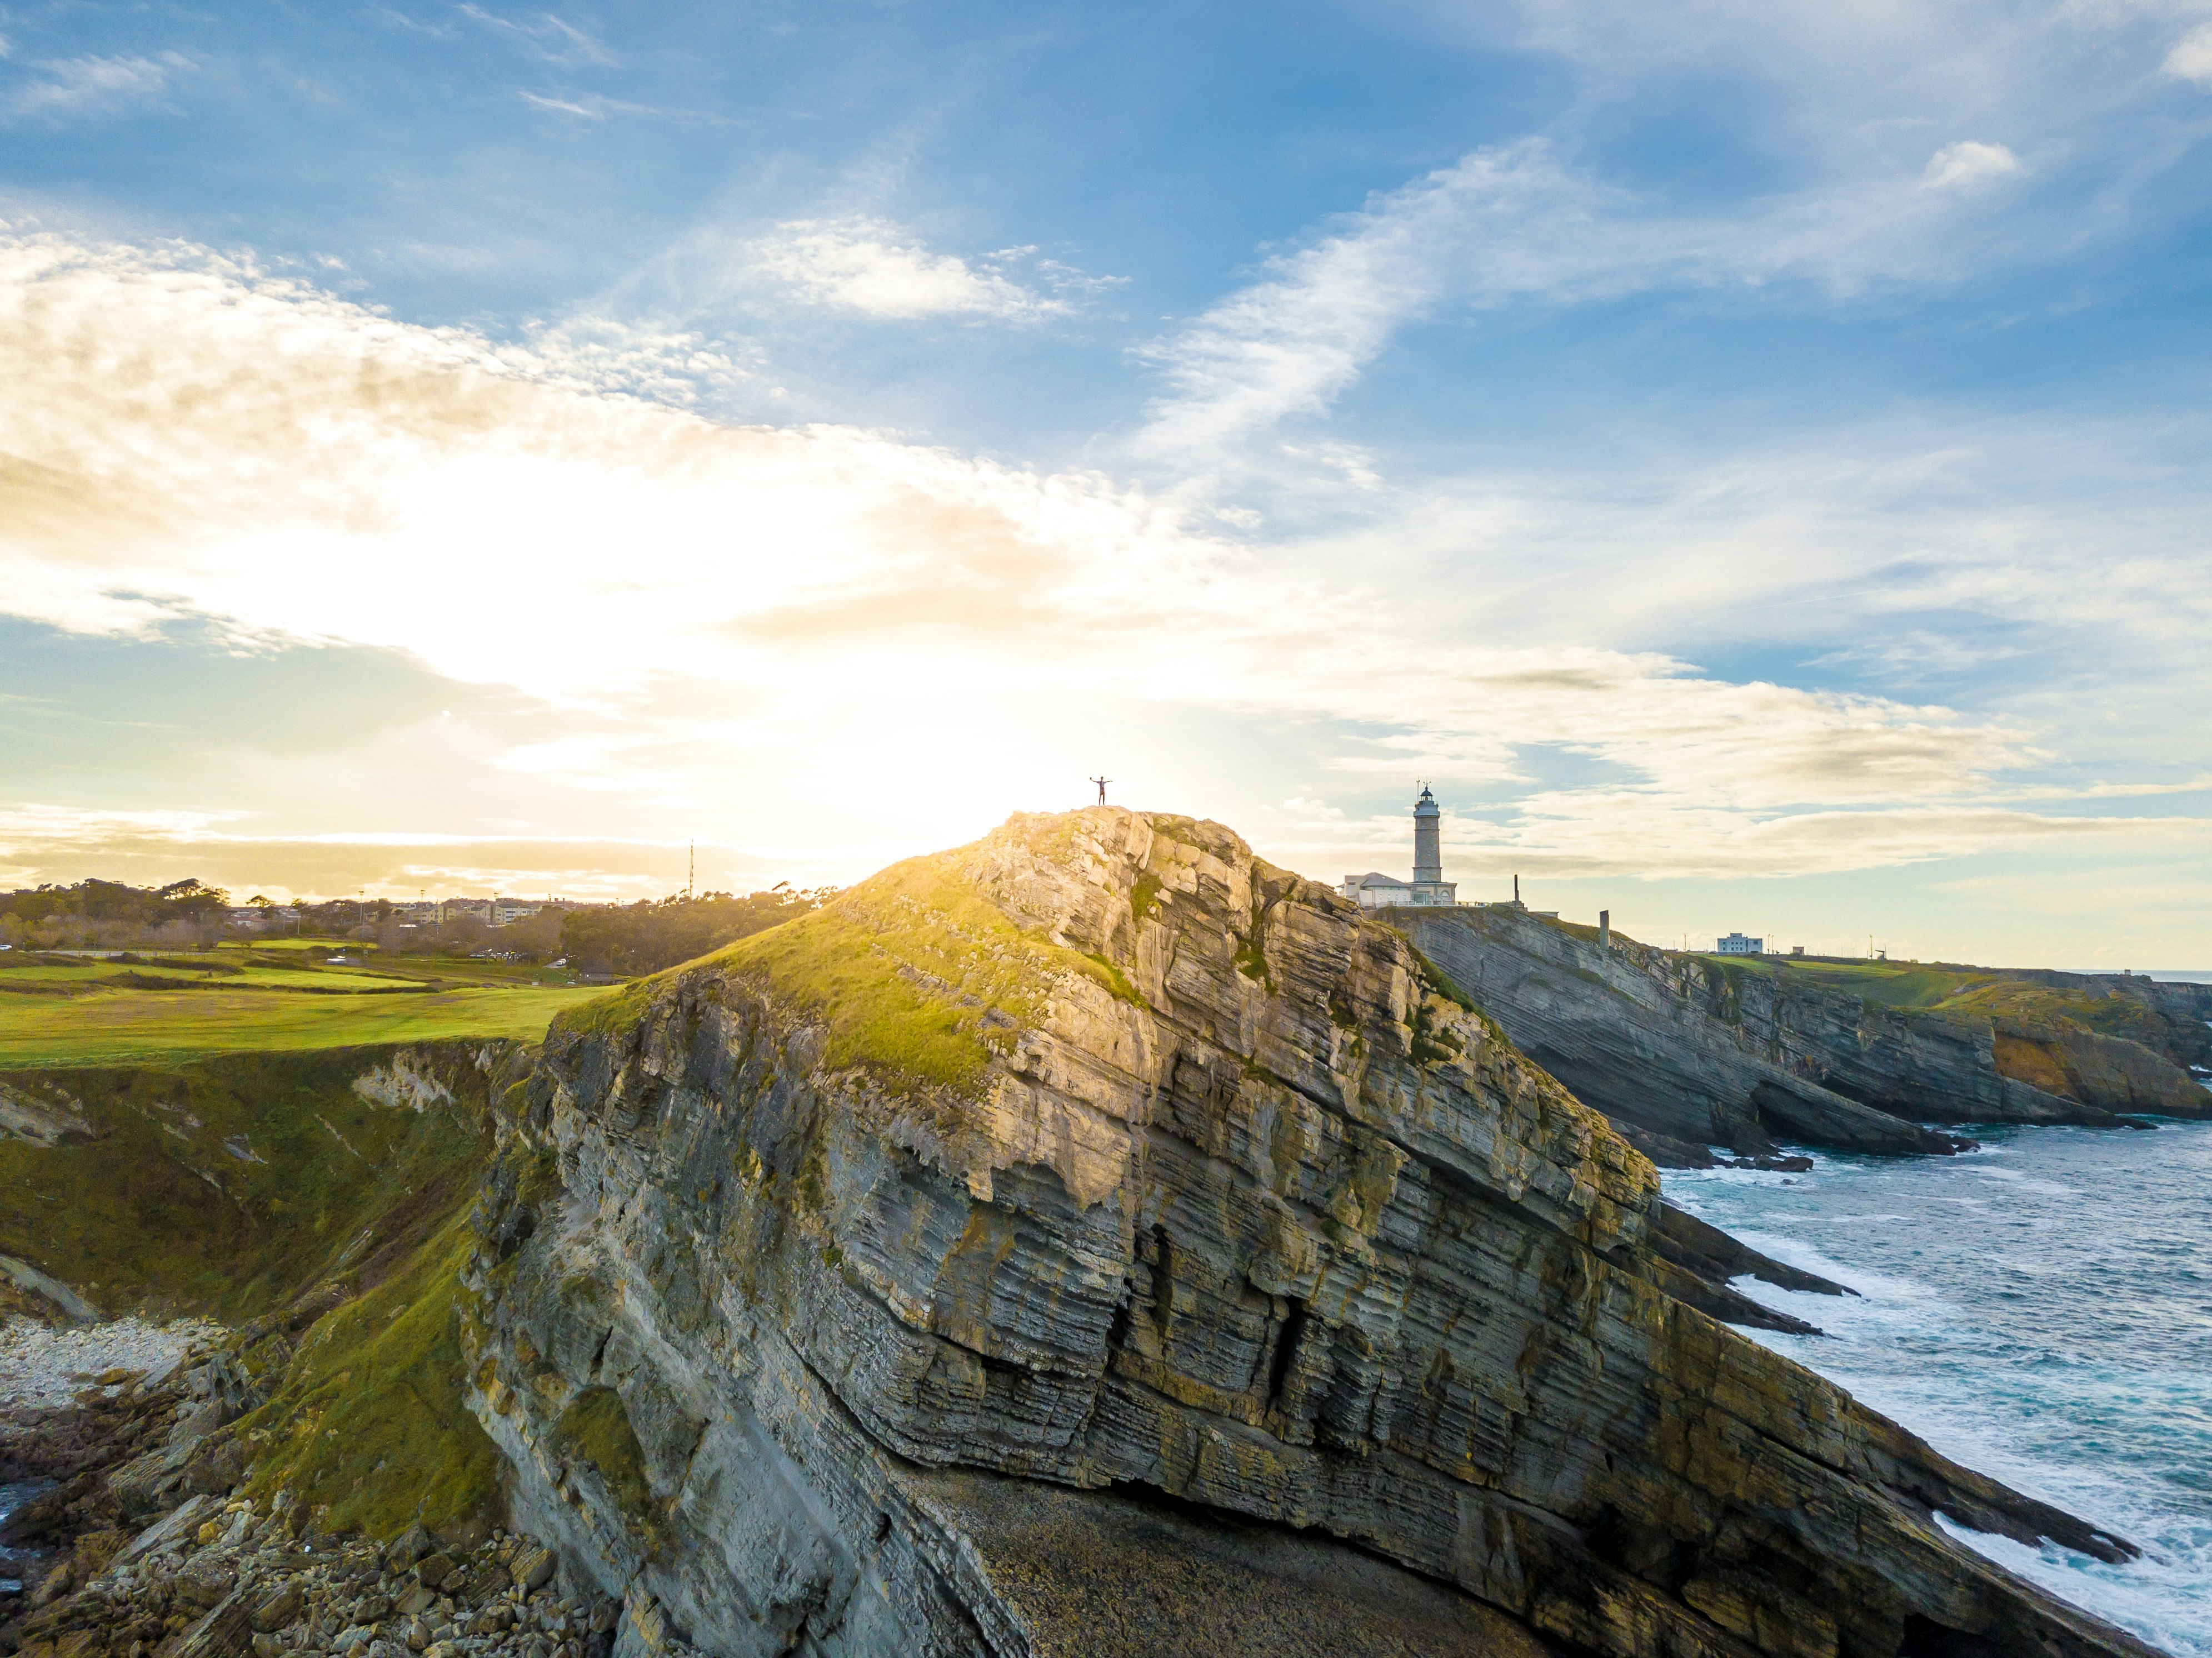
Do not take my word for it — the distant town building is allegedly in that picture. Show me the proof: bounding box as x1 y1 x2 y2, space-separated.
491 899 543 927
226 904 299 932
1340 786 1459 908
1716 932 1764 955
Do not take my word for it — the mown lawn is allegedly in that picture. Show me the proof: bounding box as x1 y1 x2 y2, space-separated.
0 982 599 1066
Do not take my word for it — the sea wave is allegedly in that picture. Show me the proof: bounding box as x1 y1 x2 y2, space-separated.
1665 1121 2212 1656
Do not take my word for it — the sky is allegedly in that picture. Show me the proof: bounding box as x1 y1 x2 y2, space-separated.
1 1 2209 967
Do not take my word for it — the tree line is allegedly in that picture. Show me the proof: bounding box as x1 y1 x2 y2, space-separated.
0 877 832 975
0 878 232 950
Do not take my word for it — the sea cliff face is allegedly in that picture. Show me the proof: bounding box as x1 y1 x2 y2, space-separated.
1395 907 2210 1164
462 808 2157 1658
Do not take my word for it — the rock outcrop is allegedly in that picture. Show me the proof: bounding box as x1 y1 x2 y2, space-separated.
464 807 2158 1658
1392 907 2210 1162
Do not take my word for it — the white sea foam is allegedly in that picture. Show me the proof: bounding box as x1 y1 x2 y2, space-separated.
1665 1120 2212 1655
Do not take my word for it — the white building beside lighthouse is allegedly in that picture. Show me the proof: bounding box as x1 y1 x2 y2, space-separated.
1339 786 1459 908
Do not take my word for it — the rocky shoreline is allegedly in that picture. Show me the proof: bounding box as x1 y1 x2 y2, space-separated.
0 1327 612 1658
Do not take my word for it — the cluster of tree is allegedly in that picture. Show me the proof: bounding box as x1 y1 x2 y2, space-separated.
0 876 832 973
561 888 829 977
0 878 230 950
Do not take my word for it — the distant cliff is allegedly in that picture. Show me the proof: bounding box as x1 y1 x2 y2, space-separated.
461 808 2156 1658
1393 906 2211 1164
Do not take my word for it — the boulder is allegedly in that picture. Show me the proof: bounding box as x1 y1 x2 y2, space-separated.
385 1524 431 1574
249 1583 302 1634
510 1547 556 1594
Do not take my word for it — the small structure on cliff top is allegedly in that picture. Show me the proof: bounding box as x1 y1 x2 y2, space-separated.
1340 784 1459 908
1716 931 1764 955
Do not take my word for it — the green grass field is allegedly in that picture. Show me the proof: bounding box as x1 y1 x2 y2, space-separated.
1684 952 2191 1057
0 981 601 1066
1702 957 1980 1008
0 962 411 992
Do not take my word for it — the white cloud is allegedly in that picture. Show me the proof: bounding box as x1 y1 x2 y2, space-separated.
517 89 660 120
457 6 617 68
367 9 455 39
0 226 2185 886
1 52 192 124
2165 22 2212 83
1129 0 2212 487
1280 407 2212 731
517 91 602 118
1134 138 2051 469
1923 140 2025 190
512 312 756 404
742 216 1089 321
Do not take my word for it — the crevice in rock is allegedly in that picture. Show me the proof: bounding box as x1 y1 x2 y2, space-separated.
1264 1299 1306 1412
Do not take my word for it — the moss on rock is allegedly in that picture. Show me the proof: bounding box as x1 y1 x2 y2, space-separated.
552 1385 653 1520
239 1213 505 1539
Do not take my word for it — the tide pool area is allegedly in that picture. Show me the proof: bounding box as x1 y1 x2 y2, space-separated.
1667 1120 2212 1657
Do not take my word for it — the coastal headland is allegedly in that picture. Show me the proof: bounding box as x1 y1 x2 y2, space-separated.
1 808 2190 1658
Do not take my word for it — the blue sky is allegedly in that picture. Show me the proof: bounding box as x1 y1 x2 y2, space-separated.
2 0 2209 965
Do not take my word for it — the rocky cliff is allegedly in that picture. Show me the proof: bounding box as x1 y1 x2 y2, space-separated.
1392 908 2209 1165
462 807 2156 1658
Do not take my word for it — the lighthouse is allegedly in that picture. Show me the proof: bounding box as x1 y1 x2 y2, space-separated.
1412 784 1442 887
1336 785 1459 909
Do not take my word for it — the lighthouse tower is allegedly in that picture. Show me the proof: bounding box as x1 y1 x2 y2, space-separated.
1412 785 1442 886
1409 785 1456 905
1336 784 1459 908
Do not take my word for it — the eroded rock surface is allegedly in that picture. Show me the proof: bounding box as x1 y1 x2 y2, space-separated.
467 808 2160 1658
3 1345 602 1658
1394 907 2210 1160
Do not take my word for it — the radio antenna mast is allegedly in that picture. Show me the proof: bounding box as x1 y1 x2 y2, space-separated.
687 841 695 901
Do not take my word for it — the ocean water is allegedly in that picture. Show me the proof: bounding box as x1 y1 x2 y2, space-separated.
1666 1119 2212 1657
0 1477 50 1595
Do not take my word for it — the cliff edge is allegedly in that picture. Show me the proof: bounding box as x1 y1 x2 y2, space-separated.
462 808 2156 1658
1394 907 2211 1165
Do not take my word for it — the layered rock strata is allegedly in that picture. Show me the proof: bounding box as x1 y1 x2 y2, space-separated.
465 808 2158 1658
1393 907 2210 1161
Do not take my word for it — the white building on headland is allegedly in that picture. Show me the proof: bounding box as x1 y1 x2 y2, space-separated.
1715 932 1764 955
1340 786 1458 908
